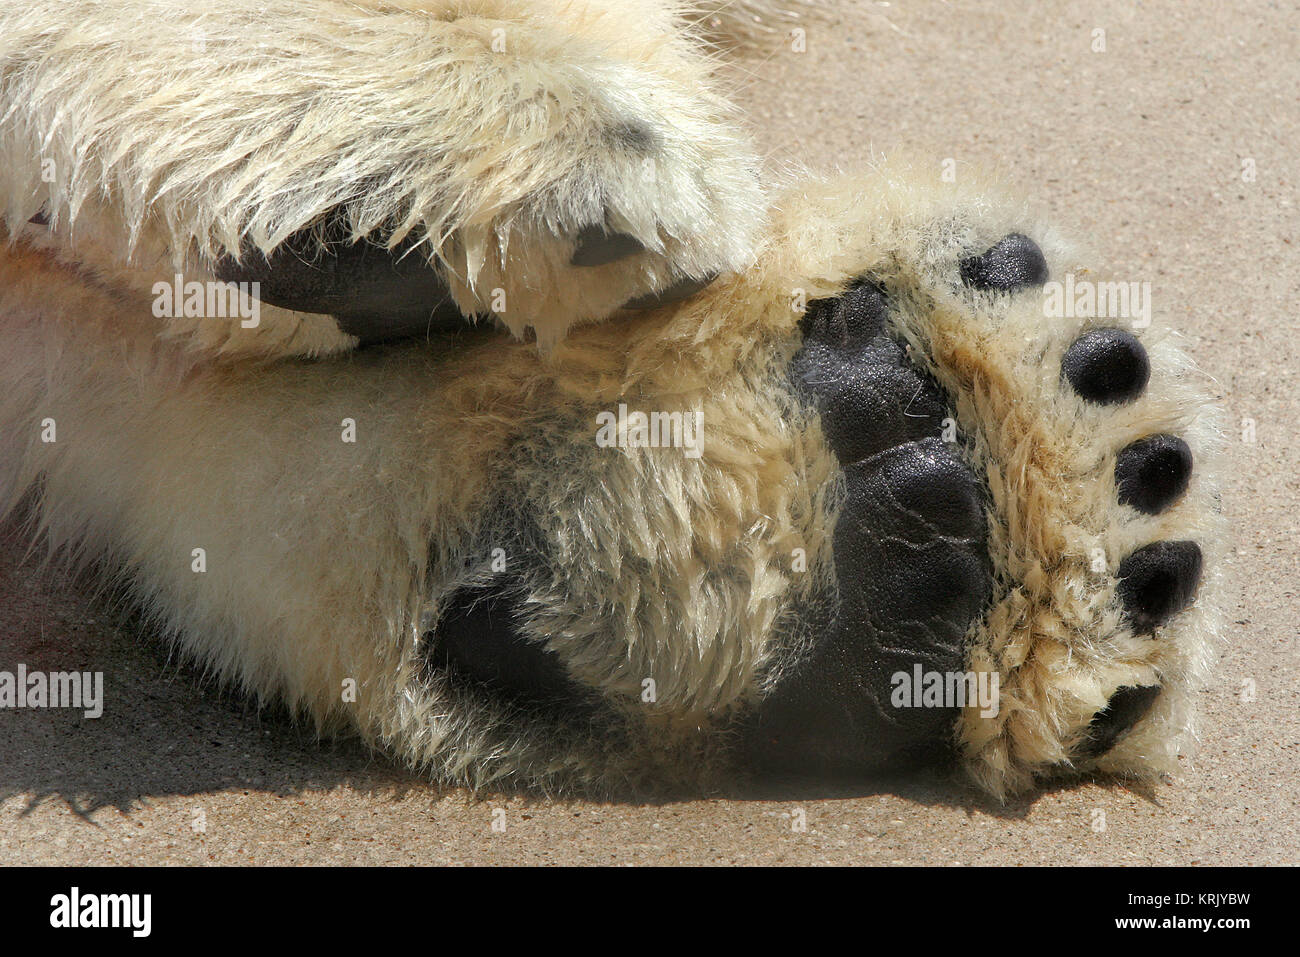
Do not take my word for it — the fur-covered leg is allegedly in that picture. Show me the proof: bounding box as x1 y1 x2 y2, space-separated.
0 162 1224 798
0 237 588 788
0 0 764 359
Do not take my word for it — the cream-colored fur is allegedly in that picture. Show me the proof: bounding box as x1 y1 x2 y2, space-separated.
0 0 766 355
0 159 1223 795
0 1 1222 797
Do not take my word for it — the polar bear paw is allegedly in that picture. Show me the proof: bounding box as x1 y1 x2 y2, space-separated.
403 200 1222 799
0 163 1224 801
740 222 1221 797
0 0 765 358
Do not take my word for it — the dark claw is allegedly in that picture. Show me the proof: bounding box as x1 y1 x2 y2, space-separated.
1062 328 1151 405
1116 540 1203 633
959 233 1049 291
570 225 646 267
622 273 717 310
1116 434 1193 514
1078 684 1162 758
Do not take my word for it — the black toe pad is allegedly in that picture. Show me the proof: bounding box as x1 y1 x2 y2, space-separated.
1062 328 1150 405
790 281 948 465
959 233 1049 291
1116 434 1193 514
1117 540 1203 633
1079 684 1162 758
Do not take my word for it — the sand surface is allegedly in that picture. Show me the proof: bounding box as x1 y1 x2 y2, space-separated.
1 0 1296 865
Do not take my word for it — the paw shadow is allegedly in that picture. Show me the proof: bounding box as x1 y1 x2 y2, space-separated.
0 523 427 820
697 767 1166 821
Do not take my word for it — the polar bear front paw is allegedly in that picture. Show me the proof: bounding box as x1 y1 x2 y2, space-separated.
0 0 764 358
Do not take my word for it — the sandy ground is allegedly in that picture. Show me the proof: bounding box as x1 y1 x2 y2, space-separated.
1 0 1296 866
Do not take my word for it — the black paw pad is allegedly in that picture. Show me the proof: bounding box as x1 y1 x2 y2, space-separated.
427 580 584 707
1062 328 1150 405
800 280 890 346
744 438 992 776
214 217 469 345
1116 434 1193 514
1116 540 1203 633
570 225 645 267
959 233 1049 291
1078 684 1162 758
791 281 948 464
748 278 995 778
836 441 991 633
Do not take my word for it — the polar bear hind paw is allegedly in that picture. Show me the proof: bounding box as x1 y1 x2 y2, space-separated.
742 229 1215 796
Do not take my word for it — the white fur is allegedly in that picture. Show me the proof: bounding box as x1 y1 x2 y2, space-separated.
0 0 767 355
0 2 1223 797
